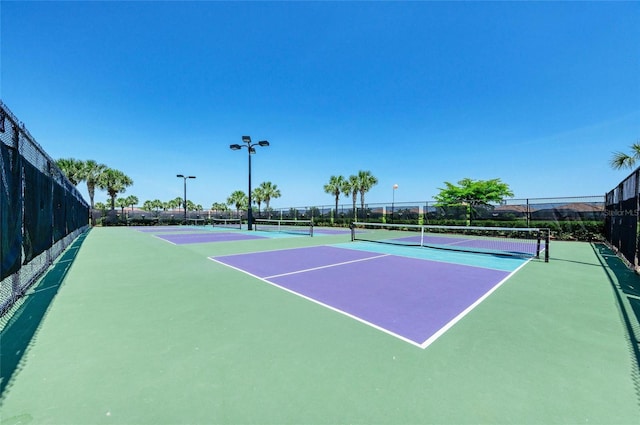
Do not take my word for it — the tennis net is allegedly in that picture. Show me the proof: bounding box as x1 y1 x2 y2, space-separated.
351 222 549 261
212 218 242 230
254 219 314 236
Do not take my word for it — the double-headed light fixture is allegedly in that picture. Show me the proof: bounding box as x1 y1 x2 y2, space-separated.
230 136 269 230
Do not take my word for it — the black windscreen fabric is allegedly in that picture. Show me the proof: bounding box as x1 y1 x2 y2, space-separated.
618 197 638 265
52 182 66 243
0 143 22 280
23 161 52 263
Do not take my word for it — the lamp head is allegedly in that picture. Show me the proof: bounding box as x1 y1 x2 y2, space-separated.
177 174 184 178
258 140 269 147
230 144 241 150
242 136 251 143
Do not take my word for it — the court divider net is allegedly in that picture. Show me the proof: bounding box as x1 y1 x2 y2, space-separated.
351 222 549 261
254 219 313 236
212 218 242 230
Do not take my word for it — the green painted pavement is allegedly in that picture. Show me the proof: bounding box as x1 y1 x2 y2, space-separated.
1 227 638 424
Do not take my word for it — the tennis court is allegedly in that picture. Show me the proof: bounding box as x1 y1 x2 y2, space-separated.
211 244 527 347
1 226 639 424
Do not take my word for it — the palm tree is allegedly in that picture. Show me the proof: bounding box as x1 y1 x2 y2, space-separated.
258 181 281 214
80 160 107 209
357 170 378 221
342 174 359 221
56 158 83 185
227 190 248 219
611 142 640 169
252 187 266 216
125 195 138 211
173 197 183 212
166 198 179 211
116 197 129 215
324 175 346 224
96 168 133 210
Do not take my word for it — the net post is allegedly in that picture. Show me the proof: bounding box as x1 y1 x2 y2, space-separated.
310 222 314 237
350 222 355 241
545 229 550 263
536 230 541 259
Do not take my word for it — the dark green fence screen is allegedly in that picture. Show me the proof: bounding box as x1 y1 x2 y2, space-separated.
0 101 89 316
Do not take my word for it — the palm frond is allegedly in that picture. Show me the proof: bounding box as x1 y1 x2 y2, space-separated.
610 151 636 170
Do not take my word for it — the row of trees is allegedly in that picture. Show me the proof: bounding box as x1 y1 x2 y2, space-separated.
56 158 511 222
56 158 133 210
323 170 379 220
94 182 282 219
219 182 282 217
57 139 639 224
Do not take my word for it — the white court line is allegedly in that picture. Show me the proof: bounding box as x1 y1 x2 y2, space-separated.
209 245 532 350
418 257 532 349
264 254 390 279
208 255 425 349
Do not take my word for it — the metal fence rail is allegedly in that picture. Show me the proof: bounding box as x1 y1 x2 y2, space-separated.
0 101 90 317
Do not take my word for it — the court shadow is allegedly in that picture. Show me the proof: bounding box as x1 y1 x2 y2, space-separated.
591 242 640 407
0 230 89 398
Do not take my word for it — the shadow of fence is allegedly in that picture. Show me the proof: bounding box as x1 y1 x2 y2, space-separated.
0 231 88 398
592 242 640 410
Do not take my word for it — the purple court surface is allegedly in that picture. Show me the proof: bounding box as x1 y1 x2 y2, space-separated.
211 245 513 347
135 227 199 233
156 232 265 245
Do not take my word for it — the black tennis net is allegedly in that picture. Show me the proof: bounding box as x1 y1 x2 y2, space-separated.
212 218 242 230
351 222 549 261
254 219 313 236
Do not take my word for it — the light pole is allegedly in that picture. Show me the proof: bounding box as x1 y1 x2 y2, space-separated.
176 174 196 224
392 184 398 223
230 136 269 230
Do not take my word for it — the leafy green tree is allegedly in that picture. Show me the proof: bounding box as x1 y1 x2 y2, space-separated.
610 142 640 169
258 181 281 212
56 158 84 185
227 190 248 218
357 170 378 220
324 175 346 223
96 168 133 210
434 178 514 225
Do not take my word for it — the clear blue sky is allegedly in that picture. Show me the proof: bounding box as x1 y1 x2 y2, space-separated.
1 1 638 209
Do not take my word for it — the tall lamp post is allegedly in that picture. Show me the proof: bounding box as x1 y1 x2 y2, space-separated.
230 135 269 230
391 183 398 223
176 174 196 223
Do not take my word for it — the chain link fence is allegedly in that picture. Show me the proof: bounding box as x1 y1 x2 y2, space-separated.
99 195 605 242
0 102 90 317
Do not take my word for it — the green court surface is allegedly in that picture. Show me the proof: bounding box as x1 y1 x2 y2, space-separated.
1 227 639 424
